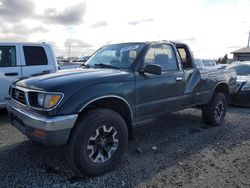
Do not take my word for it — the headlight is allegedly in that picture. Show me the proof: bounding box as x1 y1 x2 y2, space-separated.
28 92 63 110
242 83 250 91
37 93 63 109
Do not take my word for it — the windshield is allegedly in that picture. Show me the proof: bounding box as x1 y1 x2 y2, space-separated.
202 60 216 67
85 43 145 69
231 64 250 75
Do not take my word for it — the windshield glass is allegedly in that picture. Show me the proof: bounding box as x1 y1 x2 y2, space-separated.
202 60 215 67
231 64 250 75
85 43 145 69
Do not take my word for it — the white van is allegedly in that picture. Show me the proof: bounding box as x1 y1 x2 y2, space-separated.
0 43 58 108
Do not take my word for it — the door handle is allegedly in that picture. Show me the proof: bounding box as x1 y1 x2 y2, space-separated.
5 72 18 76
176 77 183 81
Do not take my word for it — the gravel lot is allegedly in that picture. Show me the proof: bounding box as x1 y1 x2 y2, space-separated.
0 107 249 188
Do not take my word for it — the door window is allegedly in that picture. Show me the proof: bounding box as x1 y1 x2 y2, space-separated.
23 46 48 66
0 46 16 67
144 44 178 71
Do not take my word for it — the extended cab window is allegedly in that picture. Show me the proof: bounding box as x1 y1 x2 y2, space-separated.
0 46 16 67
177 47 192 69
144 44 178 71
23 46 48 66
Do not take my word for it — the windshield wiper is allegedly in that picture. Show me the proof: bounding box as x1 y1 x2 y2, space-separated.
94 63 117 69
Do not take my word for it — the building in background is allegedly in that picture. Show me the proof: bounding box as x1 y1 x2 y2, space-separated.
231 31 250 62
231 48 250 61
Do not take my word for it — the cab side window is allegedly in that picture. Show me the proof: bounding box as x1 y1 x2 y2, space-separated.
0 46 16 67
144 44 178 71
23 46 48 66
177 47 192 69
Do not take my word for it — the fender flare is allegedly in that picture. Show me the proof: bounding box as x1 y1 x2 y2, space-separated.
79 95 133 121
209 82 229 102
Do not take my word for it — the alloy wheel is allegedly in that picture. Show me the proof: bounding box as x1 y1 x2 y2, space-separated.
87 125 119 163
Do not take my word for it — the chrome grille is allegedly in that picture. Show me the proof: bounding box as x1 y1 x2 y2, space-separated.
11 88 26 105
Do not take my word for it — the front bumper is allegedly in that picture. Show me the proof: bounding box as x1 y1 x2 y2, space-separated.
7 100 78 146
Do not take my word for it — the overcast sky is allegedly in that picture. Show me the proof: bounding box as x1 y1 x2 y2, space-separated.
0 0 250 58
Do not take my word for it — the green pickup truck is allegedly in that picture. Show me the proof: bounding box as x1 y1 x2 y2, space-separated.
7 41 237 176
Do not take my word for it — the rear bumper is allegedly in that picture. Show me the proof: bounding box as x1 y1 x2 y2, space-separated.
7 100 78 146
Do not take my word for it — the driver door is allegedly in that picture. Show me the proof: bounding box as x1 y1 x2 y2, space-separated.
135 43 185 121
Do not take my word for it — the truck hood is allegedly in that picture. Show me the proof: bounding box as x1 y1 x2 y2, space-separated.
15 68 134 92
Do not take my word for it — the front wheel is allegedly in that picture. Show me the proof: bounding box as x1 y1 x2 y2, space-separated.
67 108 128 176
201 92 227 126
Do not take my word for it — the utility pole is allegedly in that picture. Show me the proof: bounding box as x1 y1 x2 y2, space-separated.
68 43 71 57
65 39 71 57
248 31 250 48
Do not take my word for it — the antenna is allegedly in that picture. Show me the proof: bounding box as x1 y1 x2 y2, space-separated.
248 31 250 48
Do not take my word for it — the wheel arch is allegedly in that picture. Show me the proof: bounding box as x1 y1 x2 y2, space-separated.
77 95 134 140
210 82 230 103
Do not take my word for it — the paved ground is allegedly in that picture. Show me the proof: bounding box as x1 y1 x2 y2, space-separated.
0 107 249 188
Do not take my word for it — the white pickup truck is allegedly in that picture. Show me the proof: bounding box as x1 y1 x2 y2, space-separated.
0 42 58 108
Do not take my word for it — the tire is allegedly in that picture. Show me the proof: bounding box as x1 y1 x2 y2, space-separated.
201 92 227 126
67 108 128 176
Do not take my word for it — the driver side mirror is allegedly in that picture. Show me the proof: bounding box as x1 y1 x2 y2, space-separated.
140 64 162 75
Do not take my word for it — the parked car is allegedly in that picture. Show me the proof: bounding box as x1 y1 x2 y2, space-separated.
58 61 81 70
72 56 90 62
58 56 91 70
195 58 217 69
0 42 58 109
227 61 250 107
7 41 237 176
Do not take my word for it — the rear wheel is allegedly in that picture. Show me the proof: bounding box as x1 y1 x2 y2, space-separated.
202 92 227 126
67 108 128 176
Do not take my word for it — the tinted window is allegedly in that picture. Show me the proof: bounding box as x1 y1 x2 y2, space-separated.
144 44 178 71
23 46 48 66
177 47 192 69
0 46 16 67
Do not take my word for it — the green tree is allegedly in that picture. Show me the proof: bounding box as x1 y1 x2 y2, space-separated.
217 54 228 64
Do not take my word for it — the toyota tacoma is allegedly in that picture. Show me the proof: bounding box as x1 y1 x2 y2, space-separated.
7 41 237 176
